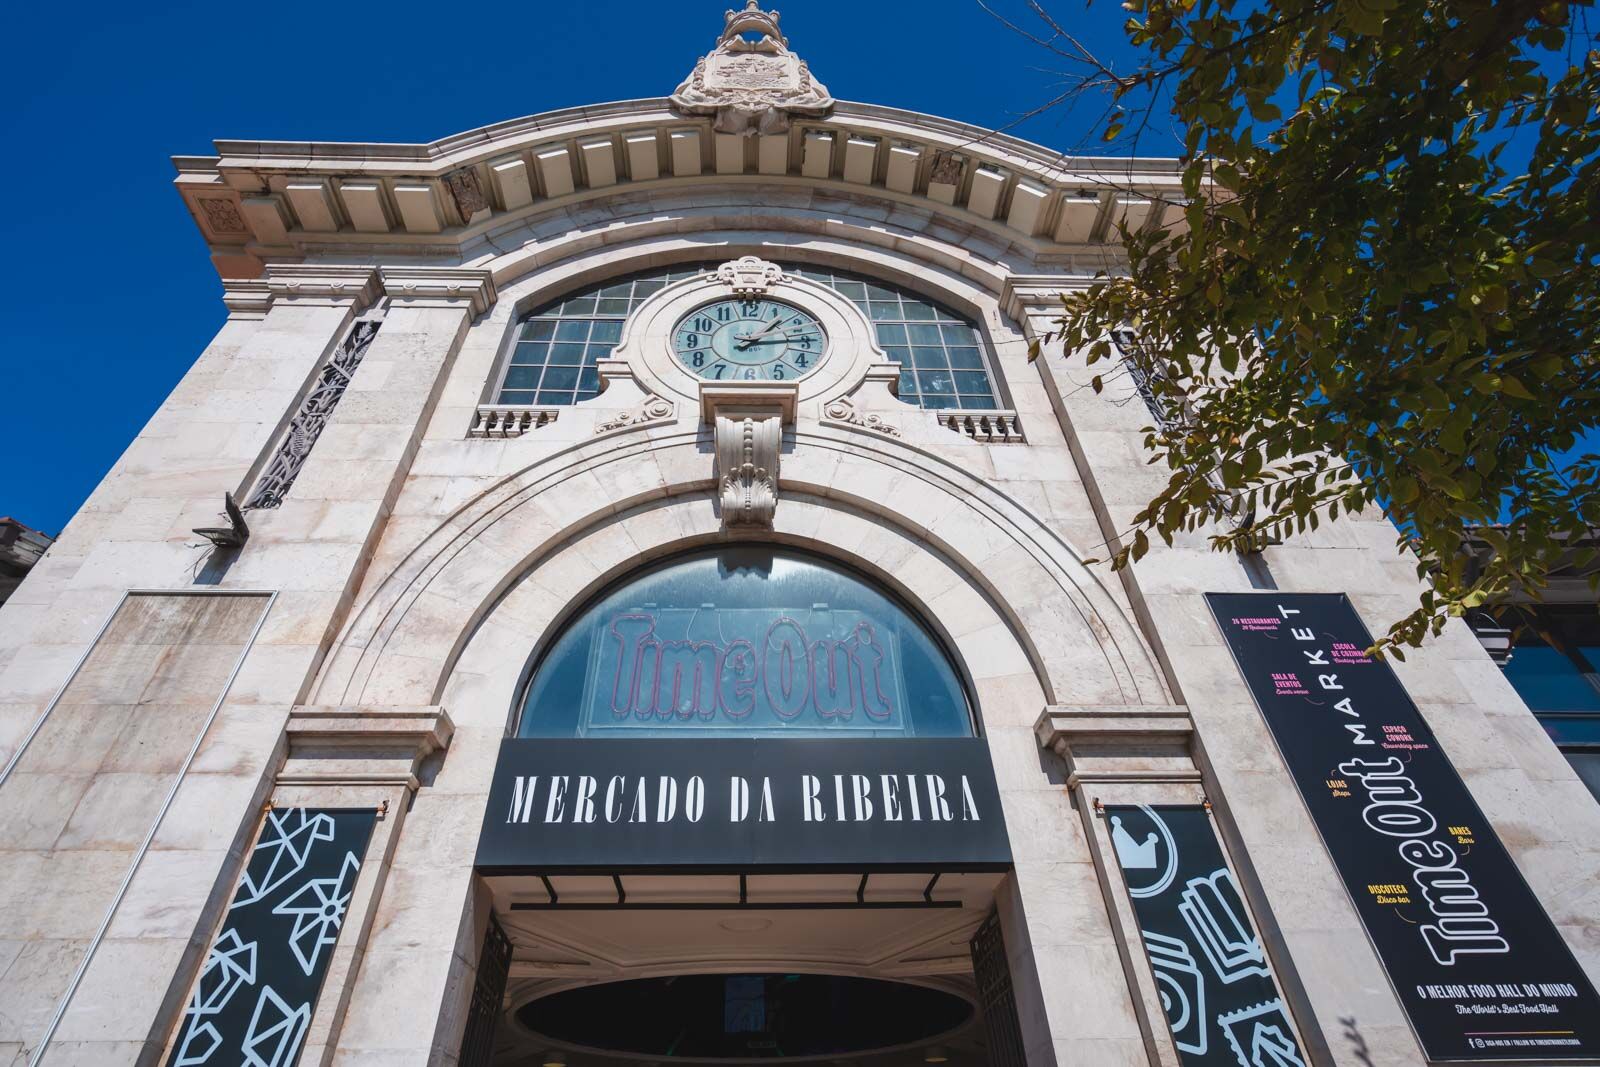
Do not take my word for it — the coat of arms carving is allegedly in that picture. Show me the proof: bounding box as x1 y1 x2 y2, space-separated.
670 1 834 136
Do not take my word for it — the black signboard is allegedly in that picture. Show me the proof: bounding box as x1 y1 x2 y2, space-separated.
166 807 377 1067
475 738 1012 873
1108 805 1307 1066
1208 592 1600 1061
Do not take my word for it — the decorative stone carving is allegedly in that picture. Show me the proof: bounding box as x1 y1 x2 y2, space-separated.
670 2 834 135
823 396 902 437
713 255 785 296
444 166 490 223
702 382 795 530
594 394 675 435
929 150 964 186
716 414 782 527
198 197 249 235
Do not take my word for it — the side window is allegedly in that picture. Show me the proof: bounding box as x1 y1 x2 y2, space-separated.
790 266 1002 410
494 267 710 406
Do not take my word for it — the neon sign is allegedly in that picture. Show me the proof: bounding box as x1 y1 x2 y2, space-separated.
580 607 907 733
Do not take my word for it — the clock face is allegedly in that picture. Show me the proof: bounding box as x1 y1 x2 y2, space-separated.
672 299 826 382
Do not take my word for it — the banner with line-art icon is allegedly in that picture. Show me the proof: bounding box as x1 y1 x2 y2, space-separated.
1107 804 1306 1067
164 808 377 1067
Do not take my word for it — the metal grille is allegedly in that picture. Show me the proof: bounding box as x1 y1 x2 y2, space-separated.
458 912 512 1067
244 319 381 509
970 908 1028 1067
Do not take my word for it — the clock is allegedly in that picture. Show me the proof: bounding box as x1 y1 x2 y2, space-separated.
672 299 826 382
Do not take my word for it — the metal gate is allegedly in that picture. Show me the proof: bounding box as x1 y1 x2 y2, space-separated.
970 908 1028 1067
458 912 512 1067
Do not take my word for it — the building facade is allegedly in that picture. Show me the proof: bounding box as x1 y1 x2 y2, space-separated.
2 7 1599 1067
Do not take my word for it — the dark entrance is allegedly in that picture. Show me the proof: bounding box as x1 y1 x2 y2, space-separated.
517 973 972 1060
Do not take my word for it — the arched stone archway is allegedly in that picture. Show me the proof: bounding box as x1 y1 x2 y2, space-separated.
312 423 1168 715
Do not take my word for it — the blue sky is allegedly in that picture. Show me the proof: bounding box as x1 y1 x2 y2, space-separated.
3 2 1588 535
0 0 1164 534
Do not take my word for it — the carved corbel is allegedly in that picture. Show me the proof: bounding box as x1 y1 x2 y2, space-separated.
702 382 798 530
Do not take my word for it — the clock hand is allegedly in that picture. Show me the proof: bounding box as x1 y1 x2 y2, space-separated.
734 315 789 349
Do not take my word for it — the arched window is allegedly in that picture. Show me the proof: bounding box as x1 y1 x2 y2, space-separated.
495 264 1002 409
517 547 973 738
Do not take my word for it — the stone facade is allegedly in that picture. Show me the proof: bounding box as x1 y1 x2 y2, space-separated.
2 8 1597 1067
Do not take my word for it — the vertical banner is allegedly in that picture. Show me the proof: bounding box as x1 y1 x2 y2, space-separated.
1108 805 1306 1066
166 807 377 1067
1208 592 1600 1061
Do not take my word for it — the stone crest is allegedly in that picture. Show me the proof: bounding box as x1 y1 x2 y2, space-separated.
670 2 834 135
713 255 785 296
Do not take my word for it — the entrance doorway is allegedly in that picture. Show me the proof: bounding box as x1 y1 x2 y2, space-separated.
471 871 1017 1067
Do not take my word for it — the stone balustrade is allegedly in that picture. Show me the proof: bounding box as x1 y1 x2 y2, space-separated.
937 409 1023 443
468 405 559 438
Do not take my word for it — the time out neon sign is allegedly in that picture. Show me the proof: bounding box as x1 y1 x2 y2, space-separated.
581 608 908 732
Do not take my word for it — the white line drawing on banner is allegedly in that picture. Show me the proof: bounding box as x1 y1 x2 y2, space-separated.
1178 868 1272 983
174 929 258 1065
241 985 311 1067
1115 805 1179 898
273 850 361 975
232 810 335 909
1143 930 1208 1055
1217 999 1305 1067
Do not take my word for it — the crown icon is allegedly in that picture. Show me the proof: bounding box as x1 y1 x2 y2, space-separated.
1111 816 1160 870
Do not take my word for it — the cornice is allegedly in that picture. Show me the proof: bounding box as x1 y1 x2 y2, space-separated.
173 96 1199 282
1000 273 1097 321
262 264 382 309
378 266 497 316
220 279 273 319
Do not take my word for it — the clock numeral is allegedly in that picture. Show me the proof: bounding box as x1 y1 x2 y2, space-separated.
772 366 785 380
694 316 714 332
715 305 733 321
794 354 808 368
685 333 698 347
710 363 727 378
692 352 705 367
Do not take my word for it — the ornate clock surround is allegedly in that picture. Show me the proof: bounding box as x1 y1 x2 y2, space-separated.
607 256 889 412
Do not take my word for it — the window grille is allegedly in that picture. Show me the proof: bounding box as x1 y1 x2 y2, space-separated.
495 264 1003 411
1112 326 1260 542
244 320 381 509
458 913 512 1067
969 908 1028 1067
